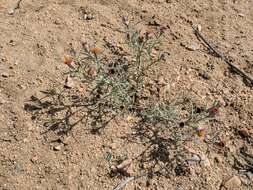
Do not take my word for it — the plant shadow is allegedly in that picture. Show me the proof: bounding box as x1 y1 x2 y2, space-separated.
24 88 117 135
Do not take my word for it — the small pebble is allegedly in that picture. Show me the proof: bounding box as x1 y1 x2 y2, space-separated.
246 172 253 180
199 71 211 80
175 186 184 190
23 138 29 143
15 163 24 173
186 44 199 51
64 76 75 89
0 97 6 105
8 9 15 15
214 155 223 164
196 24 202 32
18 84 26 89
238 128 249 138
187 154 201 164
157 77 166 85
62 136 72 145
223 175 241 189
200 154 211 167
116 159 132 170
53 144 63 151
84 14 94 20
1 72 9 78
238 13 245 17
31 155 39 163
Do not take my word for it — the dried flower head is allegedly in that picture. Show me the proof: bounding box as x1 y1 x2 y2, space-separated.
197 127 206 139
122 16 129 26
90 47 103 55
140 27 156 40
82 42 89 51
217 138 225 147
146 28 156 38
208 107 220 118
63 55 73 66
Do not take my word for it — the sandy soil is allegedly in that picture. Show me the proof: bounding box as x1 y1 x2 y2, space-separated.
0 0 253 189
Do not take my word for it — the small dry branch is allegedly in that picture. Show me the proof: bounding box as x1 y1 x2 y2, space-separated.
192 25 253 86
113 176 137 190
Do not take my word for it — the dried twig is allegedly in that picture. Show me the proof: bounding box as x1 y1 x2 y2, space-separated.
113 162 171 190
8 0 23 15
113 176 137 190
192 25 253 86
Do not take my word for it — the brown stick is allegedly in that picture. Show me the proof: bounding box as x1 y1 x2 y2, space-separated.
192 25 253 86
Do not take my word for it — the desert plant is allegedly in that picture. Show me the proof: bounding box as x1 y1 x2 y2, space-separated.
25 20 222 184
63 20 168 120
25 19 220 137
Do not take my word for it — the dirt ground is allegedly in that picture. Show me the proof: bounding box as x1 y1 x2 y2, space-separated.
0 0 253 189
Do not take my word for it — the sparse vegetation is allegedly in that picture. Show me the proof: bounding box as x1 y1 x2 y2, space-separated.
26 20 220 136
24 20 223 184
